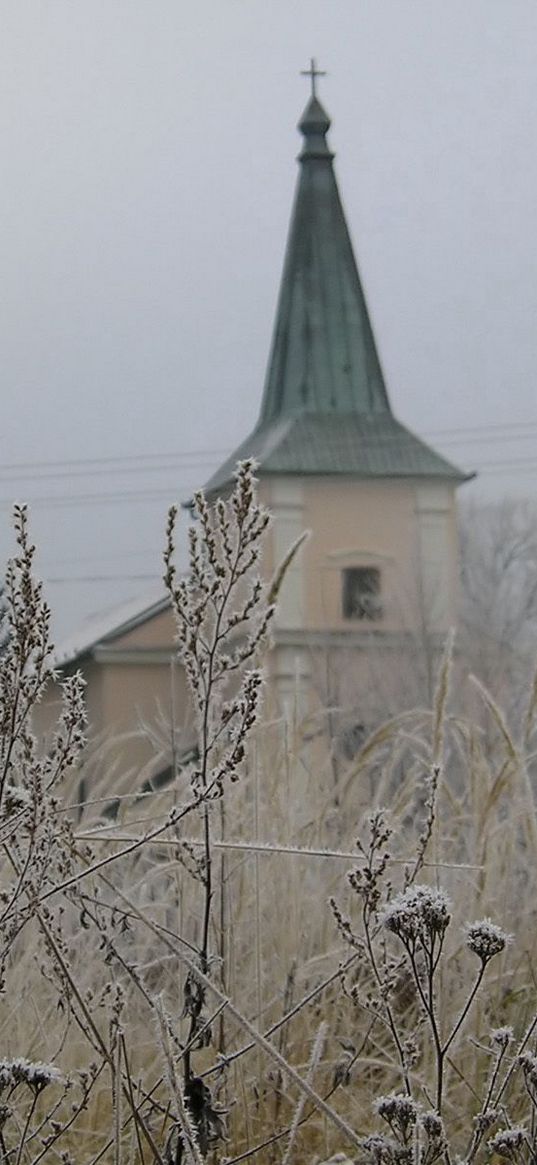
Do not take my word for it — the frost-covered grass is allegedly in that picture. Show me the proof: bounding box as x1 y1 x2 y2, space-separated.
2 468 537 1164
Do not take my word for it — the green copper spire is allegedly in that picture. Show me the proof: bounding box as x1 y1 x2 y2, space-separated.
204 82 466 495
259 92 391 423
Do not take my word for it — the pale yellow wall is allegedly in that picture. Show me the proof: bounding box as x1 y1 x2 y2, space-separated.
38 637 193 783
263 474 459 638
110 607 176 651
98 658 187 733
97 657 193 775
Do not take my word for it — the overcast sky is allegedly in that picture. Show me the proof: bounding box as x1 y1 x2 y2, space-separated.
1 1 537 638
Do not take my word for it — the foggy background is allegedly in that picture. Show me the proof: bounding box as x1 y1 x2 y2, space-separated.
1 0 536 639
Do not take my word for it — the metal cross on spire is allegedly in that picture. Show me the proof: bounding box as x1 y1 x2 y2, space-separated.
300 58 326 99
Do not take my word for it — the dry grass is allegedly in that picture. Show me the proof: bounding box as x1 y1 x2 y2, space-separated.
8 646 534 1164
4 479 537 1164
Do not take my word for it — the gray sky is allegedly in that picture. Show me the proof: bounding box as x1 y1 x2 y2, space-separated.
1 1 537 638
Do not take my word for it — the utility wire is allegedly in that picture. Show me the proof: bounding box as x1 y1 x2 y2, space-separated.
0 487 191 511
1 417 537 479
0 459 220 484
0 447 231 473
47 574 159 584
1 435 537 486
1 424 537 512
1 460 537 511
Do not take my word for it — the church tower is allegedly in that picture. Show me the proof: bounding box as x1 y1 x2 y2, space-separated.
47 70 471 771
206 70 467 709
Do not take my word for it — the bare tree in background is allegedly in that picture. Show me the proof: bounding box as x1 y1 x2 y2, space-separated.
458 497 537 718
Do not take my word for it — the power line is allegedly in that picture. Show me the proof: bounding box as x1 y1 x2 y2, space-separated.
47 574 159 584
0 470 531 515
480 466 537 477
0 487 193 511
437 431 537 450
3 457 537 511
42 548 159 568
0 446 231 474
422 420 537 438
1 433 537 513
3 431 537 488
473 456 537 470
0 418 537 480
0 459 220 485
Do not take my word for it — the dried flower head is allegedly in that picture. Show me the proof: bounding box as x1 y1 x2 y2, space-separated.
0 1058 63 1093
375 1092 419 1137
473 1108 499 1133
491 1027 513 1048
517 1052 537 1089
420 1111 445 1141
487 1127 527 1158
402 1036 420 1070
348 810 392 914
418 1112 447 1165
381 885 451 947
359 1133 408 1165
465 919 510 963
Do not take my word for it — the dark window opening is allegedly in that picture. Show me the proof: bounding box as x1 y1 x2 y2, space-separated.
342 567 382 621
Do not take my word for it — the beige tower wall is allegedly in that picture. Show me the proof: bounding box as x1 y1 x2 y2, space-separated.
262 473 459 713
263 474 458 634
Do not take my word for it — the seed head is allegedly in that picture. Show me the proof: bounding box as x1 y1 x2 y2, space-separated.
420 1111 445 1142
517 1052 537 1088
487 1127 527 1158
0 1057 63 1093
359 1133 407 1165
375 1092 419 1133
473 1109 499 1133
490 1027 513 1049
465 919 510 964
380 885 451 946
